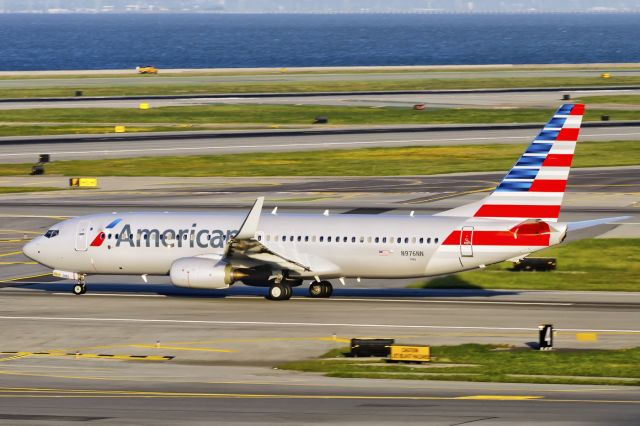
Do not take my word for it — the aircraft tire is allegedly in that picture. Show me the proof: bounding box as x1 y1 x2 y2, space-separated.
320 281 333 298
309 282 324 298
73 284 86 295
267 284 291 301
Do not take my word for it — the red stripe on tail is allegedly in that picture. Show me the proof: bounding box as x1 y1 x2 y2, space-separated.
528 180 567 192
556 128 580 141
570 104 585 115
542 154 573 167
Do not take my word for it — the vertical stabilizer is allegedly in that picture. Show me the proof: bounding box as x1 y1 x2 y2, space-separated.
436 104 585 222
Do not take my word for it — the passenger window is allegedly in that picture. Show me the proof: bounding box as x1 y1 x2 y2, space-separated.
320 236 324 242
367 237 372 243
419 237 424 244
351 237 356 243
257 235 262 241
427 238 431 244
404 237 409 244
397 237 401 244
435 238 439 244
297 236 302 242
290 236 294 242
375 237 380 243
343 237 348 243
411 237 416 244
312 236 316 242
328 236 332 242
382 237 387 243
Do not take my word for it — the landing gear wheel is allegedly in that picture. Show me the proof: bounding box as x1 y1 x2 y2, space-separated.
320 281 333 298
309 282 324 298
309 281 333 298
267 284 292 301
73 284 86 295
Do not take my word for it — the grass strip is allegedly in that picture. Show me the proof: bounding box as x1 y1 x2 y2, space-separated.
0 141 638 177
0 105 638 128
279 344 640 386
410 239 640 292
0 187 62 194
578 95 640 105
0 125 185 137
2 76 640 99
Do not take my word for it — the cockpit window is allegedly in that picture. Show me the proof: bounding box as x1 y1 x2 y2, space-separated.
44 229 59 238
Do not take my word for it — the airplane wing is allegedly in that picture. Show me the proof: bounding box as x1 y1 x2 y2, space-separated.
223 197 312 273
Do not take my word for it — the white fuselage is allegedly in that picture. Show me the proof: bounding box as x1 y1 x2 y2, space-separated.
23 211 563 281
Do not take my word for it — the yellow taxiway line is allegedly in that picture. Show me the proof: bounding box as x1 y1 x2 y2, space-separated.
0 273 52 283
0 386 637 404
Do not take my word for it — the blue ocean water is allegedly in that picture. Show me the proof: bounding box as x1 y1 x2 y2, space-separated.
0 13 639 71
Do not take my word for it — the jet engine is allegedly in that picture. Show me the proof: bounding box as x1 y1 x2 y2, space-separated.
170 257 249 289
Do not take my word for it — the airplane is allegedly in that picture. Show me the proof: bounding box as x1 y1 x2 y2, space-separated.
22 104 625 300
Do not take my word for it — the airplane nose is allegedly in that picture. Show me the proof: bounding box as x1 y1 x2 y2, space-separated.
22 238 41 261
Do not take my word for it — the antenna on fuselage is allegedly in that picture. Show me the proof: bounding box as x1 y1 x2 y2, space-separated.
271 206 278 215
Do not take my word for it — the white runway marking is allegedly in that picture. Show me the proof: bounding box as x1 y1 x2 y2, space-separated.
2 131 640 159
0 315 638 334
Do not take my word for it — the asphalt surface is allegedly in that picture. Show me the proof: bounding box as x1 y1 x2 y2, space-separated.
0 289 639 425
1 88 639 110
2 125 640 163
2 68 640 89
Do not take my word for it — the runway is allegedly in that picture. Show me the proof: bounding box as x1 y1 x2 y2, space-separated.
2 125 640 163
0 289 638 425
2 88 640 110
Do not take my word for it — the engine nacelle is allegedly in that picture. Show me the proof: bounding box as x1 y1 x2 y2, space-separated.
170 257 246 290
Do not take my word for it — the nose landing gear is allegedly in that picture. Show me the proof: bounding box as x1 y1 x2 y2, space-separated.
72 275 87 295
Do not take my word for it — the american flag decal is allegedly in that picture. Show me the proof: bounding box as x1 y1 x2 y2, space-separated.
378 250 392 256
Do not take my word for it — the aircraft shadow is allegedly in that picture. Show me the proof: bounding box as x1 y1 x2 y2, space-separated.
19 282 518 299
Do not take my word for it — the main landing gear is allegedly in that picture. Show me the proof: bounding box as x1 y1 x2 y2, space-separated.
266 282 292 301
308 281 333 298
73 275 87 295
266 280 333 301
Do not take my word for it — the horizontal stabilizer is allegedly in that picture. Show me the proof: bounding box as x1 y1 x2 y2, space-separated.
567 216 631 232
